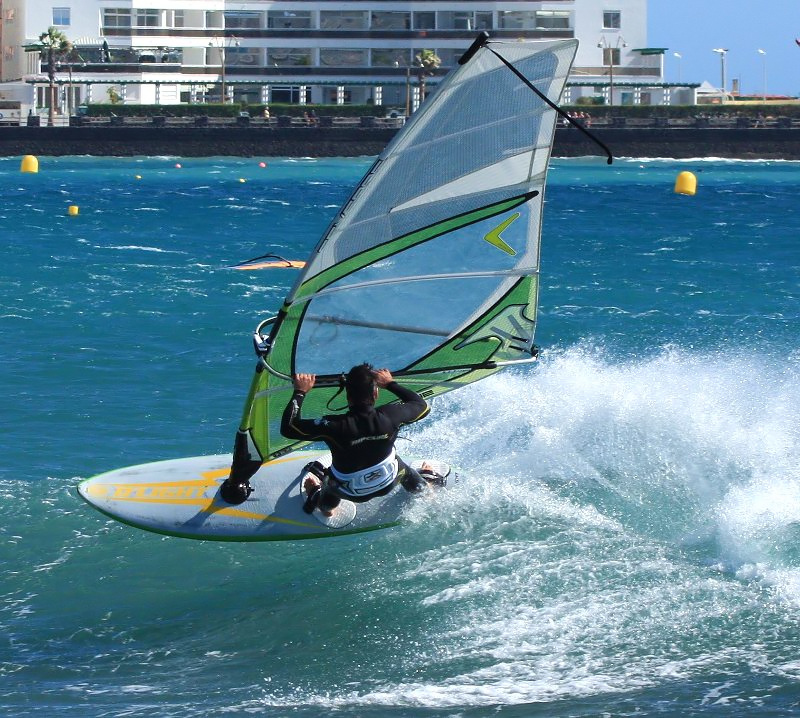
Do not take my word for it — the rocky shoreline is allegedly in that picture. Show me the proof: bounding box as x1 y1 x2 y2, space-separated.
1 125 799 160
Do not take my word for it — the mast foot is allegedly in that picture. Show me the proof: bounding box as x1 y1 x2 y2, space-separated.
220 479 253 505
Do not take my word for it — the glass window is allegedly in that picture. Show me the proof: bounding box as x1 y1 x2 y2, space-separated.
497 11 538 30
438 11 475 30
174 10 184 28
475 12 493 30
52 7 70 26
267 48 313 66
535 11 570 29
603 11 621 29
102 9 131 28
320 11 368 30
436 48 460 67
371 12 410 30
413 12 435 30
134 9 159 28
225 12 261 29
372 49 411 67
267 11 312 29
226 47 260 66
320 48 368 67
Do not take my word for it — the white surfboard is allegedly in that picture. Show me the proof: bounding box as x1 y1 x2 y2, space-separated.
77 450 449 542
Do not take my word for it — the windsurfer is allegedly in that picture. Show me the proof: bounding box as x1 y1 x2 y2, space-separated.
280 364 438 516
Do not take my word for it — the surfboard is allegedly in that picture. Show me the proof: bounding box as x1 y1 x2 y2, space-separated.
77 450 449 542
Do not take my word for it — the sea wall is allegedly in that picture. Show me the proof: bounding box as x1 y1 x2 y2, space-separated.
1 125 799 160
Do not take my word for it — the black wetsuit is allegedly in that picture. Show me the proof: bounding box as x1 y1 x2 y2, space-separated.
280 381 430 510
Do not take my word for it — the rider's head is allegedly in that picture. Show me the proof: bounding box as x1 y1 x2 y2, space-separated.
345 363 377 407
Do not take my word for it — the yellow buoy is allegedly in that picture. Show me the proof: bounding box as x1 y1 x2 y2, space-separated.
674 171 697 196
135 174 142 180
68 205 79 216
20 155 39 173
238 178 246 183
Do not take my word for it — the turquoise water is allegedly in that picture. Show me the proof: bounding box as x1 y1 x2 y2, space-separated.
2 155 800 716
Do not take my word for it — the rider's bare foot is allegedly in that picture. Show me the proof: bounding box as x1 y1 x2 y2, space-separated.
303 475 321 495
303 475 334 516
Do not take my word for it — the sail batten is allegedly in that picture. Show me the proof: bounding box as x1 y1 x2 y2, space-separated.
228 37 578 476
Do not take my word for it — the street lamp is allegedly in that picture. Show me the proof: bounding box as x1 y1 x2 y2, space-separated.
394 59 411 116
758 48 767 101
208 36 239 103
673 52 682 83
597 36 627 107
712 48 728 101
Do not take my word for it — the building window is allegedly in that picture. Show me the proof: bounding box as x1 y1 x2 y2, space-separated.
413 12 435 30
536 11 570 29
603 11 621 29
437 11 476 30
225 12 262 29
320 11 368 30
371 12 410 30
320 48 368 67
267 48 313 66
267 11 312 29
498 11 538 30
102 9 131 29
134 9 159 28
227 47 260 66
53 7 70 26
436 48 460 67
372 49 411 67
475 12 493 30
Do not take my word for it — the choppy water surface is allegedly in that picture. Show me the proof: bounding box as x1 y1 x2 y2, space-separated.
1 155 799 716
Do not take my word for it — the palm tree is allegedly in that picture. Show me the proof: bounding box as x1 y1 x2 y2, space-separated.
415 49 441 103
38 26 72 126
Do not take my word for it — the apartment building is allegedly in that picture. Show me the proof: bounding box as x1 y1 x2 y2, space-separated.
0 0 688 112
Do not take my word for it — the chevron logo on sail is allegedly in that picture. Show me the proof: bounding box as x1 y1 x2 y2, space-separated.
483 213 520 255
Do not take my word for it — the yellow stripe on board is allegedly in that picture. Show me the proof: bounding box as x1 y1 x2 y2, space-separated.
85 452 320 529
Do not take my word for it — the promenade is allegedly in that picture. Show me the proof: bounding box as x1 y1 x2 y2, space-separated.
1 114 799 159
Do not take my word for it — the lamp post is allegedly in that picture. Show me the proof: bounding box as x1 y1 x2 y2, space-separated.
209 36 239 103
712 48 728 101
597 36 626 107
394 58 413 117
757 48 767 101
673 52 682 83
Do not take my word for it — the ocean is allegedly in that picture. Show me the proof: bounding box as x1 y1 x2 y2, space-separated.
1 154 799 717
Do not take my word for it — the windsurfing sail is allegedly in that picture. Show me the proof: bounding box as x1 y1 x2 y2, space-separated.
227 35 579 490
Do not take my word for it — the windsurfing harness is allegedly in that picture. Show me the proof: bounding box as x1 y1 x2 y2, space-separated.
279 381 430 477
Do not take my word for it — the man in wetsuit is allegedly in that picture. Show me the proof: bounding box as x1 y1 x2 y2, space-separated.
280 363 433 516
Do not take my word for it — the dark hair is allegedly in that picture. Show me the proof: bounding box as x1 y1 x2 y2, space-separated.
345 363 376 406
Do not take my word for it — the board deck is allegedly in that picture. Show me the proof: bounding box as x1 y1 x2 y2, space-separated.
77 450 447 542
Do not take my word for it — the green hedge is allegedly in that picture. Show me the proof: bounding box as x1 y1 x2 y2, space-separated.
85 103 388 118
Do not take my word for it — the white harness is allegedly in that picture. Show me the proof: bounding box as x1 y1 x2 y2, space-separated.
329 449 398 497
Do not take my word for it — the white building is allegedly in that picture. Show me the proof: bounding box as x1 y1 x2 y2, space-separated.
0 0 691 112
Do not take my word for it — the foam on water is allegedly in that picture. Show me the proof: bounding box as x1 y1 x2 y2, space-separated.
2 157 800 716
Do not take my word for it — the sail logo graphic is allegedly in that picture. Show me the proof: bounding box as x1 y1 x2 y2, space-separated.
454 303 534 355
483 213 520 255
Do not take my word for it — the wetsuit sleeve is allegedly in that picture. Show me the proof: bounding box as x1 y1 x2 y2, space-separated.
382 381 430 425
280 390 324 440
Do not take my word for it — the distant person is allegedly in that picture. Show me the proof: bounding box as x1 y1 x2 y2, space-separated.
281 364 440 516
